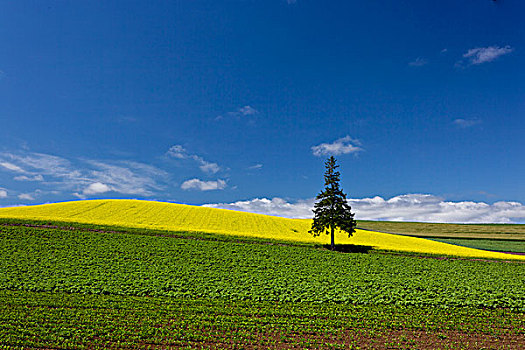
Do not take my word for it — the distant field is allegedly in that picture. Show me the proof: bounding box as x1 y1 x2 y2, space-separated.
0 199 523 260
430 238 525 254
358 220 525 240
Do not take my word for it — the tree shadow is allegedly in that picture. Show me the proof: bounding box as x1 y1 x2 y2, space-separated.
322 244 373 253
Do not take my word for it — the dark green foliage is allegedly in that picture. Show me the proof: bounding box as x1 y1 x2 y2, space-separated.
310 156 356 249
1 222 525 348
0 290 523 349
1 224 524 310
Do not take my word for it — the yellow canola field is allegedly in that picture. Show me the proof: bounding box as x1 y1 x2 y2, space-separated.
0 199 523 261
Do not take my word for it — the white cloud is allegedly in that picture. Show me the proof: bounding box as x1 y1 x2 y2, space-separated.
453 118 482 128
248 164 263 170
204 194 525 223
349 194 525 223
217 105 258 121
167 145 220 174
18 193 35 201
409 57 428 67
0 152 79 180
191 155 220 174
82 182 112 196
13 174 44 181
181 178 227 191
238 105 258 116
461 45 513 65
166 145 187 159
198 160 220 174
204 197 313 218
85 160 166 196
0 151 167 198
0 189 7 198
0 161 26 173
311 136 363 157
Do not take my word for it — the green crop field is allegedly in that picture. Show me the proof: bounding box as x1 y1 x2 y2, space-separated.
1 217 524 349
2 290 523 349
2 223 524 307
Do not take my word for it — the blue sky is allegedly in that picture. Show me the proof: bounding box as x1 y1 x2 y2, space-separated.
1 0 524 223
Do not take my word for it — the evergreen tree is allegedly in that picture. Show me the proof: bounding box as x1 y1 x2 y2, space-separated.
310 156 356 250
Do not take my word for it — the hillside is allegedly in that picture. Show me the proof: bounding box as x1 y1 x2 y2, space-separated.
0 199 523 260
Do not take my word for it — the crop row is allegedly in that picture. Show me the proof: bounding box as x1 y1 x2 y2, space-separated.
0 290 524 349
1 225 524 310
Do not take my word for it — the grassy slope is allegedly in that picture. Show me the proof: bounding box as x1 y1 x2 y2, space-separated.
0 199 524 260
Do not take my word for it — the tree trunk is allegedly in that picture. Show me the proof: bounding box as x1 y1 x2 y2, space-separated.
331 226 335 251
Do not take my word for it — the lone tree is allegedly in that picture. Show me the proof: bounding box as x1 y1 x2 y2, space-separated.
310 156 356 250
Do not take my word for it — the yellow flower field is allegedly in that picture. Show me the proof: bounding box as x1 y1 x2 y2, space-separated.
0 199 523 261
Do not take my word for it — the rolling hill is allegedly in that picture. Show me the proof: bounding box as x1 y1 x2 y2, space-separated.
0 199 523 260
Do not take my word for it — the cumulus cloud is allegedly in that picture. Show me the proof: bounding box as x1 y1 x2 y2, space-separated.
181 178 227 191
311 136 363 157
453 118 482 128
409 57 428 67
204 197 313 218
204 194 525 223
459 45 513 66
167 145 220 174
166 145 187 159
349 195 525 223
74 182 112 198
0 189 7 199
